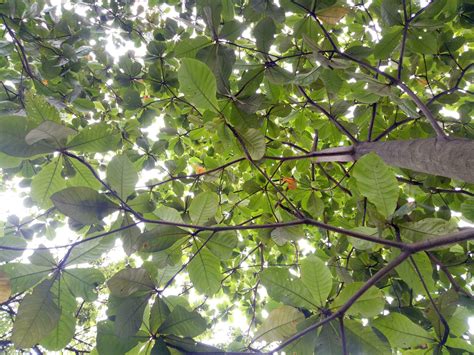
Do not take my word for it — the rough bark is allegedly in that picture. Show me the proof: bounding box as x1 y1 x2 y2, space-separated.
354 138 474 183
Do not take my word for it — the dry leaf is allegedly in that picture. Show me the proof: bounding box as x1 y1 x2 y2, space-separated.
0 271 11 303
317 6 350 25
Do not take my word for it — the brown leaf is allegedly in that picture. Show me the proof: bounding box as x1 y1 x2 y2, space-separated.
0 271 11 303
317 6 350 25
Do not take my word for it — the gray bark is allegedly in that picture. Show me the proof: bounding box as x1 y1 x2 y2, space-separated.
354 138 474 183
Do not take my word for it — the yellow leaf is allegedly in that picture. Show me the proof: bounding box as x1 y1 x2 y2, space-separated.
0 271 11 303
317 6 350 25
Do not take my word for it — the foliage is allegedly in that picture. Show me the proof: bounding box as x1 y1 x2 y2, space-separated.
0 0 473 353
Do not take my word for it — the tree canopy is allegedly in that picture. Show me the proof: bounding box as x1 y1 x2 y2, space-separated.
0 0 473 353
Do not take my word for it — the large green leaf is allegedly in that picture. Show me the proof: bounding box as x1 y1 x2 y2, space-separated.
107 268 154 297
300 255 332 307
114 295 150 337
0 263 51 294
137 225 189 253
394 251 435 295
40 283 76 351
66 123 120 153
0 237 27 262
40 310 76 351
178 58 219 112
461 198 474 222
332 282 385 317
30 157 66 208
401 218 457 246
236 127 266 160
106 154 138 200
188 245 221 296
65 234 116 265
352 152 399 218
150 297 171 333
25 92 61 124
62 268 105 301
96 320 139 355
198 230 238 260
25 121 76 146
345 319 391 354
373 313 433 348
254 17 276 52
11 280 61 349
158 305 207 337
188 191 219 225
51 187 119 224
66 157 102 189
260 268 316 309
254 305 304 342
0 116 56 157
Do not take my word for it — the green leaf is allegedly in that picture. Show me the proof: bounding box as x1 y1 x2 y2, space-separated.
188 191 219 225
254 305 304 342
37 283 76 352
25 92 60 124
114 295 150 337
461 198 474 222
407 30 438 54
137 225 189 252
0 151 23 168
174 36 211 58
66 123 120 153
51 187 119 224
162 334 222 353
352 152 399 218
25 121 76 146
0 237 27 262
332 282 385 317
0 116 56 157
236 127 266 160
40 305 76 351
373 313 433 348
106 155 138 200
199 230 237 259
380 0 403 26
260 268 316 309
373 27 403 59
345 319 391 354
348 227 379 250
122 88 143 110
394 251 435 295
0 263 50 294
158 305 207 337
11 280 61 349
66 157 102 190
188 246 221 296
97 320 139 355
300 255 332 307
65 234 115 265
271 225 305 246
401 218 457 244
29 248 56 267
178 58 219 112
107 268 154 297
62 268 105 301
254 17 276 52
150 297 171 333
30 157 66 208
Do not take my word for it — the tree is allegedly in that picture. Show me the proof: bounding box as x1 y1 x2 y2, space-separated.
0 0 473 353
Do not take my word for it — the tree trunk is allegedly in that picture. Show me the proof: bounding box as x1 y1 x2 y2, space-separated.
316 138 474 184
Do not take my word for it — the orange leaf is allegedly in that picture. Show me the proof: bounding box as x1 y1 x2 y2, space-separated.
41 79 49 86
317 6 350 25
194 165 206 174
282 177 297 190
